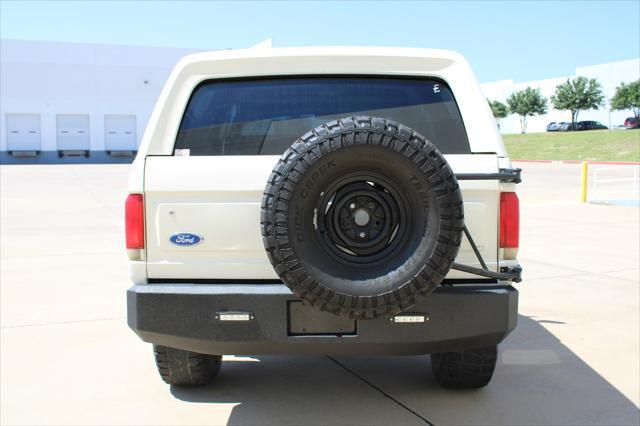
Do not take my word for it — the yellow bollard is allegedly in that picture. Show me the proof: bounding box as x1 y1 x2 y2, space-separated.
581 161 588 203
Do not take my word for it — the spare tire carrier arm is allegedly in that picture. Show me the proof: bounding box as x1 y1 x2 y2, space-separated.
451 168 522 282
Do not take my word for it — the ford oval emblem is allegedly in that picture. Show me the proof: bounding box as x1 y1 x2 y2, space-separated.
169 233 203 246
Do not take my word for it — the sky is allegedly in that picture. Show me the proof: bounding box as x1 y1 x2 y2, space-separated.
1 0 639 83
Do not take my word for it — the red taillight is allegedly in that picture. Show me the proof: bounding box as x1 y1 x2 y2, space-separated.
500 192 519 248
125 194 144 249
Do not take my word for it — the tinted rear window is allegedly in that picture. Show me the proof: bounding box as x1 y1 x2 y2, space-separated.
175 77 470 155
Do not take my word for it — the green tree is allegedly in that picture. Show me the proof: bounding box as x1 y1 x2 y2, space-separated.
551 77 604 130
610 79 640 120
489 100 508 119
488 100 509 130
506 87 547 134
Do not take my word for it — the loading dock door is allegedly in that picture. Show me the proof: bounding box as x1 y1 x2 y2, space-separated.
104 115 137 151
56 114 90 151
6 113 41 151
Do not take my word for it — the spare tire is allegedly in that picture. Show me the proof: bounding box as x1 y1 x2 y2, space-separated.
261 116 463 319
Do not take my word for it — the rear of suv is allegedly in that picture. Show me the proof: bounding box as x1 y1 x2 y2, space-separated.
126 47 522 389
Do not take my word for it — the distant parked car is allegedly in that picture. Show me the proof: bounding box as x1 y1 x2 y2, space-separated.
546 122 560 132
577 120 607 131
558 122 574 131
624 117 638 129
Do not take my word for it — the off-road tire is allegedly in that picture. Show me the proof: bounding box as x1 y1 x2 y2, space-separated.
153 345 222 386
261 116 464 319
431 345 498 388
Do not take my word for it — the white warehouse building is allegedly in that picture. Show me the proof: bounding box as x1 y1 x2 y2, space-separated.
0 39 201 163
1 39 638 163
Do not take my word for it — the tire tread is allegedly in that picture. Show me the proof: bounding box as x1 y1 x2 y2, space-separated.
431 345 498 388
153 345 222 386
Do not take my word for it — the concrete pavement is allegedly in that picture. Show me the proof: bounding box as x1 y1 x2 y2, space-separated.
1 162 638 425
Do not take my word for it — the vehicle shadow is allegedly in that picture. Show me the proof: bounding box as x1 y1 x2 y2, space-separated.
171 315 640 426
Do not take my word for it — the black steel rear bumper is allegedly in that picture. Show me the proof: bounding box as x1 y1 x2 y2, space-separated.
127 283 518 356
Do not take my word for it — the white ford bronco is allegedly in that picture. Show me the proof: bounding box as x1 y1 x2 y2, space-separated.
126 47 522 389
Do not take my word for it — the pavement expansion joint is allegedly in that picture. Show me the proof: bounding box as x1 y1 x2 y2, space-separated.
0 316 125 329
326 355 434 426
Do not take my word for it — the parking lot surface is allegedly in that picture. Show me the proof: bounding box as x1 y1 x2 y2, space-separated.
1 162 639 425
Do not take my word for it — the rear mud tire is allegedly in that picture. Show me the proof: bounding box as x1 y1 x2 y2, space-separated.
431 345 498 389
154 345 222 386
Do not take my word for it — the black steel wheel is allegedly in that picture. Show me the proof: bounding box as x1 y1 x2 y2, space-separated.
317 173 407 265
261 116 463 319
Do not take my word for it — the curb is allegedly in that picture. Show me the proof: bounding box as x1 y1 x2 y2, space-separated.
513 159 640 165
562 160 640 165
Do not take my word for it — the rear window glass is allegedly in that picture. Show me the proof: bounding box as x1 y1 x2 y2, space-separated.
175 77 470 155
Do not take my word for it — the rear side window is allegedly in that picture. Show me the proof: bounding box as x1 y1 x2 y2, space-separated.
175 77 470 155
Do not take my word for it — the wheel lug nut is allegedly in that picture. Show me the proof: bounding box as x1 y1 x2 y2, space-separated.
359 232 366 238
350 203 356 209
368 202 375 209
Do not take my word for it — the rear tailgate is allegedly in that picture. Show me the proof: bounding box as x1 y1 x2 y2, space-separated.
143 154 499 280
